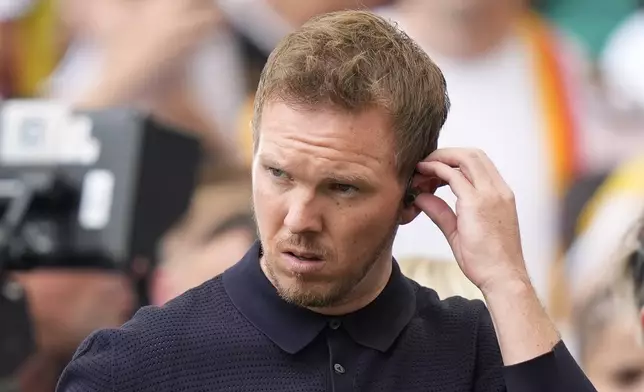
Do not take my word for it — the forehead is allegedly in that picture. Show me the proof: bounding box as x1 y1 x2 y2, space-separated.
256 101 398 179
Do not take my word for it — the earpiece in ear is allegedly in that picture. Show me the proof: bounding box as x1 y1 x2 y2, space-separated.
403 172 419 207
403 188 419 207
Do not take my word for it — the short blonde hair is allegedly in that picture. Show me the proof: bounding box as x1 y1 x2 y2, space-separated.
398 257 484 301
253 10 450 178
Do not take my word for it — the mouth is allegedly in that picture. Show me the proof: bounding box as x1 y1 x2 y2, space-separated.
284 250 323 262
281 250 326 274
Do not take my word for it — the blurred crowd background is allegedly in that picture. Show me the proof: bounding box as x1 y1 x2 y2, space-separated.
1 0 644 391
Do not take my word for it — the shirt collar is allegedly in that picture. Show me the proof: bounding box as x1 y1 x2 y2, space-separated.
223 241 416 354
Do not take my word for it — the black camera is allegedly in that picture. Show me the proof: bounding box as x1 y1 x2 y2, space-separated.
0 100 201 272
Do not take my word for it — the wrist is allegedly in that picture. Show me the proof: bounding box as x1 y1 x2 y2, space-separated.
480 271 533 300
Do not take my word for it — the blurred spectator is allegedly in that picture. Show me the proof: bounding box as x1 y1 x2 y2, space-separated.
572 218 644 391
398 257 484 301
376 0 592 305
151 167 254 306
47 0 246 153
7 269 134 392
573 283 644 391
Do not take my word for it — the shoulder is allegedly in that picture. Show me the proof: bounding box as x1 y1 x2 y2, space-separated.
120 274 230 336
58 276 238 390
402 280 502 380
409 279 493 338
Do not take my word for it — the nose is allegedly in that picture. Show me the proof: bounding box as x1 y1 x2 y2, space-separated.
283 191 323 234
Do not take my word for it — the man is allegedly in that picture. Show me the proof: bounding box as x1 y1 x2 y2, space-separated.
57 10 596 391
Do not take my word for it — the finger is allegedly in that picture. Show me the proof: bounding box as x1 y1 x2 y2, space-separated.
411 173 448 195
424 148 496 189
472 151 509 190
414 193 457 246
415 161 475 199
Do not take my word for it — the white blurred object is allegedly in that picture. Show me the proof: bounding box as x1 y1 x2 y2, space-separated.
601 11 644 108
0 100 100 166
0 0 35 20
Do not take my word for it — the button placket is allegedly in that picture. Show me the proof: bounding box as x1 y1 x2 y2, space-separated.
325 319 355 391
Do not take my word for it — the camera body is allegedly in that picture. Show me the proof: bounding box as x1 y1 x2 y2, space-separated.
0 100 201 271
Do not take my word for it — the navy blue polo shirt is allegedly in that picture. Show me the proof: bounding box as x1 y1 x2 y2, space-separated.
57 241 596 391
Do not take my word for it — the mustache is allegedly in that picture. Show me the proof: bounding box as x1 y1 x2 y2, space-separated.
276 236 331 258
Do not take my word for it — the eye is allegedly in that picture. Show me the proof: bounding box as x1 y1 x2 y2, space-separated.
267 167 288 179
330 183 358 195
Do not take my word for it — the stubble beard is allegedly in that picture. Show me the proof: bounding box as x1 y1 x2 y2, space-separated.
261 223 399 309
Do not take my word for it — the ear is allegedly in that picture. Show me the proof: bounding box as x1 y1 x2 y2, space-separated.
399 189 422 225
399 175 444 225
640 307 644 331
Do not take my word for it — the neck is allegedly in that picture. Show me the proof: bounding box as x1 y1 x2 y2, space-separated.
309 259 391 316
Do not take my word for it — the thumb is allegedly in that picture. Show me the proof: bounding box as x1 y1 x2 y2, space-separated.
414 193 457 245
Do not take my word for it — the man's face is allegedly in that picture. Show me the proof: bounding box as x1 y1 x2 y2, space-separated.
253 102 405 309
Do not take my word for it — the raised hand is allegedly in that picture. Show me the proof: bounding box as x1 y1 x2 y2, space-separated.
413 148 529 293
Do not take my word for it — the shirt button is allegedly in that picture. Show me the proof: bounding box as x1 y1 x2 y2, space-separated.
329 319 341 330
333 363 345 374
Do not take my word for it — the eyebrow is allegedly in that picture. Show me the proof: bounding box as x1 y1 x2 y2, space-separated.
257 152 285 168
257 153 371 185
325 172 370 185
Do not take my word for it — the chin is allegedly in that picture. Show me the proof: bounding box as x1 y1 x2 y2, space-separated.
278 273 355 308
278 286 340 308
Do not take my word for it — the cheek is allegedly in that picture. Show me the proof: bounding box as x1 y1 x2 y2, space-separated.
252 176 283 235
331 199 398 247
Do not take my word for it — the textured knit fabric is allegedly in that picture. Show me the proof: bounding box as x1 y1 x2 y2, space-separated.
57 242 596 391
